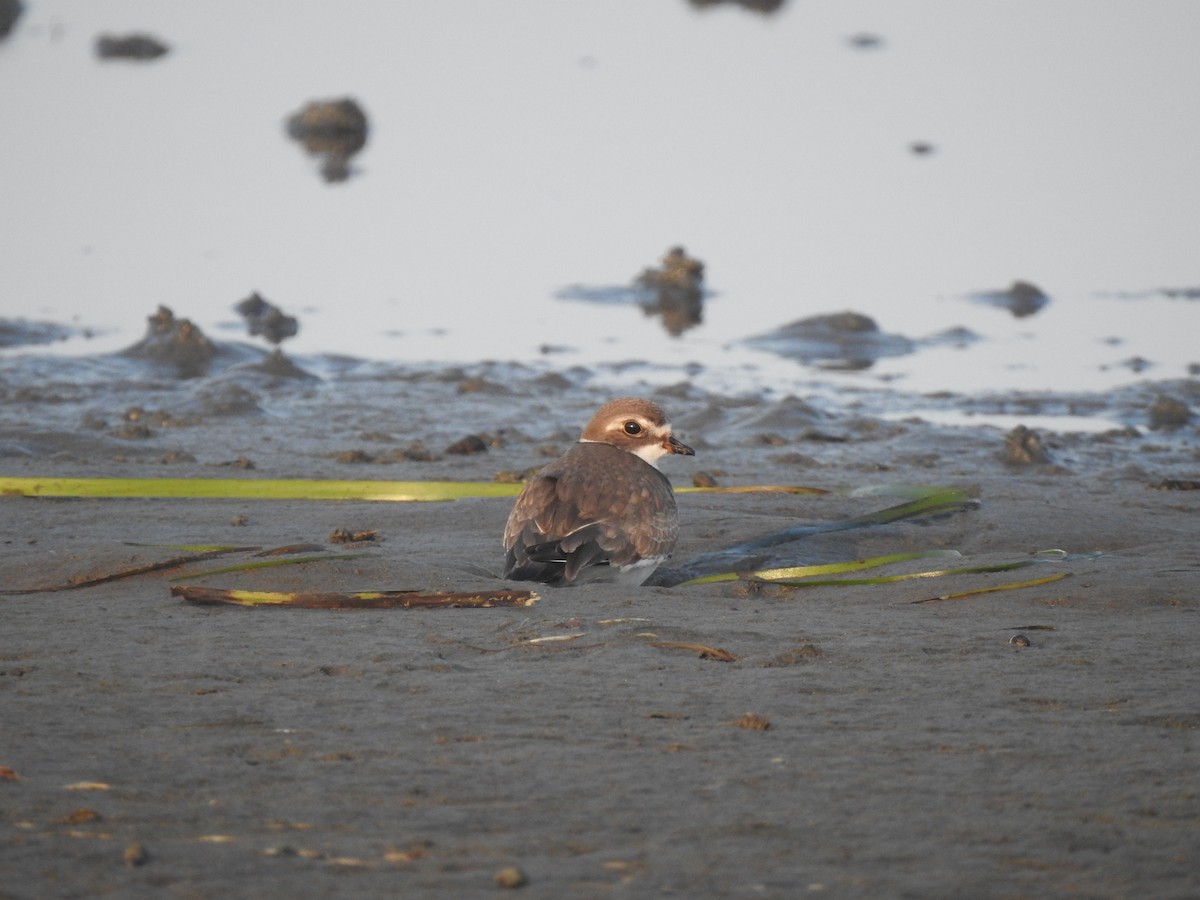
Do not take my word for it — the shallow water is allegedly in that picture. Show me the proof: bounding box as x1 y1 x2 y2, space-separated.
2 1 1199 427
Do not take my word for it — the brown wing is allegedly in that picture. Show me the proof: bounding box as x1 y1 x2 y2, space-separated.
502 443 678 584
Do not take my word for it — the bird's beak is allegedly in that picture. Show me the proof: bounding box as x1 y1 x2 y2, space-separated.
665 434 695 456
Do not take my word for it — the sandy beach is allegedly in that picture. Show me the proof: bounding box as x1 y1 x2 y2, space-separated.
2 368 1198 898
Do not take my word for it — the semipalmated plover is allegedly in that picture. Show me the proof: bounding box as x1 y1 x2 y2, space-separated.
503 398 694 586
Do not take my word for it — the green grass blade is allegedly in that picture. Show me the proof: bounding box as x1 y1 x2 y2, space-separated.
912 571 1069 603
680 550 962 586
663 486 977 585
677 485 829 495
124 542 260 552
764 560 1037 587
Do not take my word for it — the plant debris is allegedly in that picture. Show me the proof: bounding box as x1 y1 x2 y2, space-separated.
172 585 539 609
649 641 737 662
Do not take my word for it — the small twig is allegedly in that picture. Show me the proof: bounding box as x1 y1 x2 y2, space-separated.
649 641 737 662
1 548 250 595
912 572 1069 603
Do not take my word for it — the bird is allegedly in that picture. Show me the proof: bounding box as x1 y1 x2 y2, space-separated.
502 397 694 586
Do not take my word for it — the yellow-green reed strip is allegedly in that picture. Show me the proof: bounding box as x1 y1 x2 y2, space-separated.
847 484 974 500
125 542 258 552
0 477 832 503
765 560 1036 587
201 589 306 606
914 571 1069 602
1 476 523 502
680 550 963 586
184 589 489 607
676 485 829 495
753 550 964 581
168 554 369 581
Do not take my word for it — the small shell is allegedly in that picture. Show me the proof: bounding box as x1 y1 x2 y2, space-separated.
494 866 528 889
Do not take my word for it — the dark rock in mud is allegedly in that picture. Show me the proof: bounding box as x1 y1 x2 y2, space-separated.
1113 356 1153 373
0 318 74 348
745 311 914 371
847 32 884 50
925 326 982 348
1147 395 1191 430
1158 286 1200 299
230 349 316 382
189 383 263 418
110 422 154 441
391 446 439 465
444 435 488 455
1003 425 1053 465
334 449 375 464
738 395 823 432
529 371 575 392
119 306 217 379
970 280 1049 318
329 528 378 544
457 376 509 395
1153 478 1200 491
95 33 170 61
0 0 23 40
687 0 786 13
235 292 298 345
633 246 706 336
286 98 369 183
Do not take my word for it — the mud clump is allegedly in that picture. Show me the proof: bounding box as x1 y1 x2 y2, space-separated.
1003 425 1053 465
329 528 378 544
95 33 170 61
235 292 298 346
733 712 772 731
444 435 488 455
1153 479 1200 491
847 32 884 50
286 98 369 183
119 306 217 378
0 0 23 40
971 280 1050 318
190 383 263 418
235 349 316 381
746 311 914 371
1148 395 1191 430
634 246 706 336
493 866 528 889
688 0 787 13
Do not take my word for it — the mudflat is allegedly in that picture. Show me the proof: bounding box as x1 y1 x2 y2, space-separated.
2 372 1199 898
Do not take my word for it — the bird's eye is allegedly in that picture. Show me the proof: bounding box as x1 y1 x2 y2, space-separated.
624 420 642 435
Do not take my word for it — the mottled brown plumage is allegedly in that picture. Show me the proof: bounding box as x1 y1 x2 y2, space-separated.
502 398 694 586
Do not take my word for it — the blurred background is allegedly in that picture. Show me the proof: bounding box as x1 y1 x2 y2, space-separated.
2 0 1199 396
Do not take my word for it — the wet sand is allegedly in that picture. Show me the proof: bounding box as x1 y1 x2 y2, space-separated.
2 363 1199 897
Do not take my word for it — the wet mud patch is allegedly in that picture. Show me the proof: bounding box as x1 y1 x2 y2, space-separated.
2 340 1199 897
